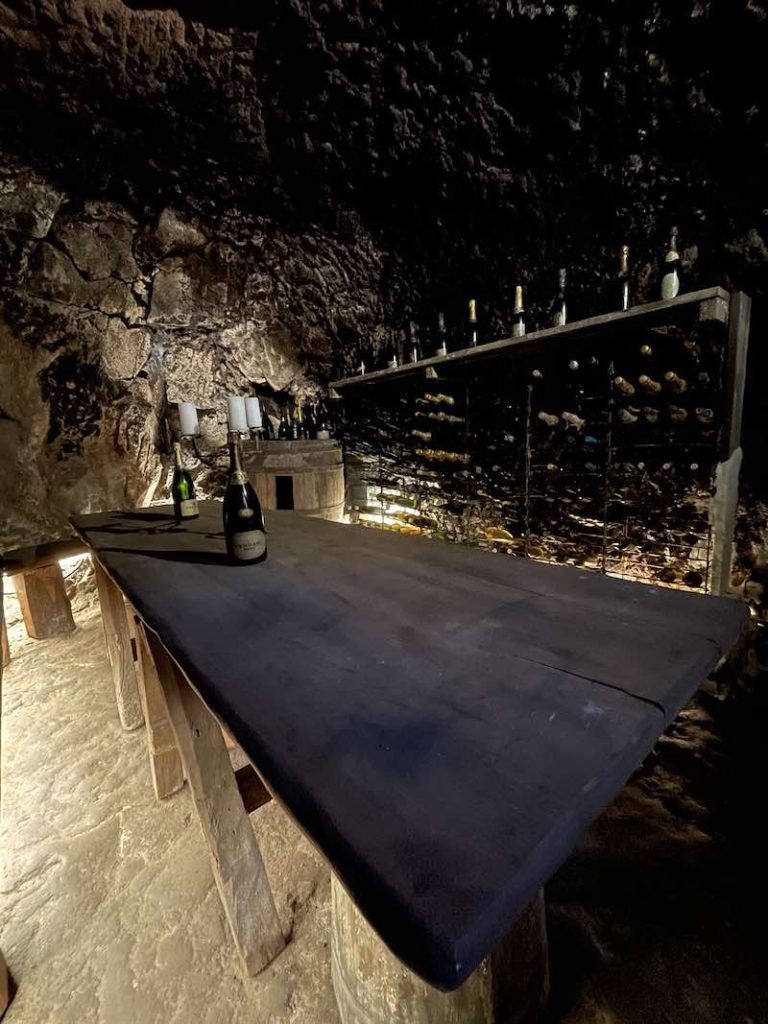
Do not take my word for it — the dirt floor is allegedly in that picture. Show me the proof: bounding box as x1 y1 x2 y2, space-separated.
1 568 767 1024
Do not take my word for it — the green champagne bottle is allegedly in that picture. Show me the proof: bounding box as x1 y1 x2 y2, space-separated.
171 442 199 521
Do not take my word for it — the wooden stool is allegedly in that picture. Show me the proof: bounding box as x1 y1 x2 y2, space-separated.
13 564 75 639
331 876 549 1024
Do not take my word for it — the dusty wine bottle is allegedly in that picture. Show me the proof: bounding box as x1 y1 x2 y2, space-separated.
661 227 681 299
468 299 479 347
664 370 687 393
435 311 448 356
512 285 525 338
171 442 199 521
223 431 267 565
551 268 567 327
613 375 636 396
618 244 630 311
638 374 662 393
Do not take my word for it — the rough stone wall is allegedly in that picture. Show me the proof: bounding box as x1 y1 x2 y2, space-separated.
0 160 387 548
2 0 768 548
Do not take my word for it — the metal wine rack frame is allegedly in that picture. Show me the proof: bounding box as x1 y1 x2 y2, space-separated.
331 287 751 597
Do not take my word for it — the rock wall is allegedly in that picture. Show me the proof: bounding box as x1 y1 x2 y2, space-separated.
0 161 388 548
2 0 768 549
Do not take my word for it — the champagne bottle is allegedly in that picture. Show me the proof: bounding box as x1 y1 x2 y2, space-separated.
386 332 399 369
295 400 307 439
278 403 292 439
408 321 422 363
303 401 317 439
170 442 199 521
468 299 479 347
315 400 331 439
435 311 448 357
618 244 630 311
223 432 267 565
661 227 681 299
512 285 525 338
551 268 567 327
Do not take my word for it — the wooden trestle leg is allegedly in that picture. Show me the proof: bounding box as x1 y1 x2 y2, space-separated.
132 617 185 800
331 876 549 1024
92 560 144 731
143 630 286 976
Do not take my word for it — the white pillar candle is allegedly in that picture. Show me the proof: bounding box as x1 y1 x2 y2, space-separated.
244 397 263 429
227 395 248 432
178 402 200 436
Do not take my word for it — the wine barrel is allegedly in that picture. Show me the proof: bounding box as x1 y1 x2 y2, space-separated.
330 875 549 1024
241 439 345 522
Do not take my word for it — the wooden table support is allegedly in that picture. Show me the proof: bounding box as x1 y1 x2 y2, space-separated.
132 618 185 800
13 564 75 640
1 616 9 670
92 561 144 731
331 877 549 1024
144 631 286 976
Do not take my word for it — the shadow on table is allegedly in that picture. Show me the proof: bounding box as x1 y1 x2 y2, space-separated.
98 546 229 566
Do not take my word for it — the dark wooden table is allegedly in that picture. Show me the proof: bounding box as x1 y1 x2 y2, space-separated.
73 503 746 1022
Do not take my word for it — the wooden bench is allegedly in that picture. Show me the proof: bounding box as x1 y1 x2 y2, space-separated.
73 503 746 1022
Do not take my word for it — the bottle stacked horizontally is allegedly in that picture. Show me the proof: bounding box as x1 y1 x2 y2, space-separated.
223 431 267 564
171 442 199 521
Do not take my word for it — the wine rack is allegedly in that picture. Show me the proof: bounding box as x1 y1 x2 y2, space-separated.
332 288 751 596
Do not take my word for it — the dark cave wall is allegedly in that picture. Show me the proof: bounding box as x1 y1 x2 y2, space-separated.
1 0 768 548
0 162 389 548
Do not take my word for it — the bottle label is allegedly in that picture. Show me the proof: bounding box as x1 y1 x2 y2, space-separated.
232 529 266 560
661 270 679 300
316 429 330 440
179 499 198 518
512 322 525 338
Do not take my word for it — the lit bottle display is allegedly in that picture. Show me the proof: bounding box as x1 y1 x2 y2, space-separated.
223 432 267 565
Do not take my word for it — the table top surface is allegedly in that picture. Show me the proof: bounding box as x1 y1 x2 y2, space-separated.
72 503 747 990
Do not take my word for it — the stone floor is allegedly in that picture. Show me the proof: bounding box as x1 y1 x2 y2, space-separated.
2 570 768 1024
0 576 338 1024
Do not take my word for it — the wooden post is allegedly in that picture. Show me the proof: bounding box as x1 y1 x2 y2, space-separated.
132 617 185 800
144 631 286 976
92 560 144 731
13 564 75 639
1 616 9 670
331 876 549 1024
711 291 752 596
1 579 14 1019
